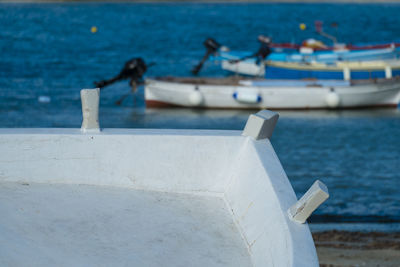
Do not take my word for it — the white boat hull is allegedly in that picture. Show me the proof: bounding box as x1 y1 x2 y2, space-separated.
145 78 400 109
0 125 318 266
0 88 325 266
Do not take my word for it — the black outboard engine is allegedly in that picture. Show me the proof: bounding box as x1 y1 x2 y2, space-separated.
204 38 221 54
228 35 272 65
255 35 272 64
191 38 221 75
94 57 147 89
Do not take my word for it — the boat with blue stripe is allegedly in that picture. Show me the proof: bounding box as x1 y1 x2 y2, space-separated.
264 60 400 80
221 58 400 80
215 46 400 64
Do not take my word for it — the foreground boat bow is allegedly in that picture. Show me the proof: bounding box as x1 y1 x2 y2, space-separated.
0 90 326 266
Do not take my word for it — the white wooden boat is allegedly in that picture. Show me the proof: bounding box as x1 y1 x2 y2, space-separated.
145 77 400 109
0 89 328 266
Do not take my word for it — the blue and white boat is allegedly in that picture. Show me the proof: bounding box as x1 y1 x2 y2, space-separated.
211 44 400 78
217 46 400 64
265 60 400 80
221 58 400 80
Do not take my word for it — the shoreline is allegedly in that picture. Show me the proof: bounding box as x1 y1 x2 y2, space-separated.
313 230 400 250
313 230 400 266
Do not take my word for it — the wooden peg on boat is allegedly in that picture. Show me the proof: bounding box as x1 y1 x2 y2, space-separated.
242 110 279 140
288 180 329 224
81 88 100 133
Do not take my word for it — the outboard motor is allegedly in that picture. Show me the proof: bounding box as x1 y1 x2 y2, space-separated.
94 57 147 89
204 38 221 54
228 35 272 65
191 38 221 75
255 35 272 64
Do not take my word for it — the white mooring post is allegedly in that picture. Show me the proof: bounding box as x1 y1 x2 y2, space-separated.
81 88 100 133
242 110 279 140
288 180 329 224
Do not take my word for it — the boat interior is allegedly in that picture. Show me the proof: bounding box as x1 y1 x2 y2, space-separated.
0 181 252 267
0 128 316 266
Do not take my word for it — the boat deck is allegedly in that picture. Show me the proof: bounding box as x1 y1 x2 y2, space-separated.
0 182 252 267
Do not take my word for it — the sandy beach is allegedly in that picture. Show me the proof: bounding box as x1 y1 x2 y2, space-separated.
314 231 400 266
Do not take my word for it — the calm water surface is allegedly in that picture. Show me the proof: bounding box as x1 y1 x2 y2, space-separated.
0 3 399 227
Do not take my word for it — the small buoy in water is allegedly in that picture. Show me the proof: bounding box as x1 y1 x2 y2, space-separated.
299 23 306 31
38 95 51 103
325 90 340 108
91 26 97 33
189 89 203 106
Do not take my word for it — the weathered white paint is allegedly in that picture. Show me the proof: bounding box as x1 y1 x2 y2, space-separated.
145 78 400 109
80 88 100 132
288 180 329 224
0 126 319 266
242 110 279 140
0 182 252 267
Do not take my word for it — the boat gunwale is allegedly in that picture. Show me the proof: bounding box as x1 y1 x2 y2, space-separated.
148 76 400 87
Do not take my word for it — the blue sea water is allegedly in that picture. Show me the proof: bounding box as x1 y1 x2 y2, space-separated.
0 3 400 228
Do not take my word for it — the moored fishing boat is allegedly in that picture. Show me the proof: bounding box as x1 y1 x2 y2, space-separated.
268 40 400 52
200 38 400 77
0 89 328 266
221 59 400 79
217 46 399 65
145 77 400 109
266 60 400 80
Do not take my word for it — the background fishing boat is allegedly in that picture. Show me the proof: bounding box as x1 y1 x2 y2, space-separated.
202 36 400 77
216 45 400 65
145 77 400 109
264 41 400 51
266 60 400 80
221 58 400 79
